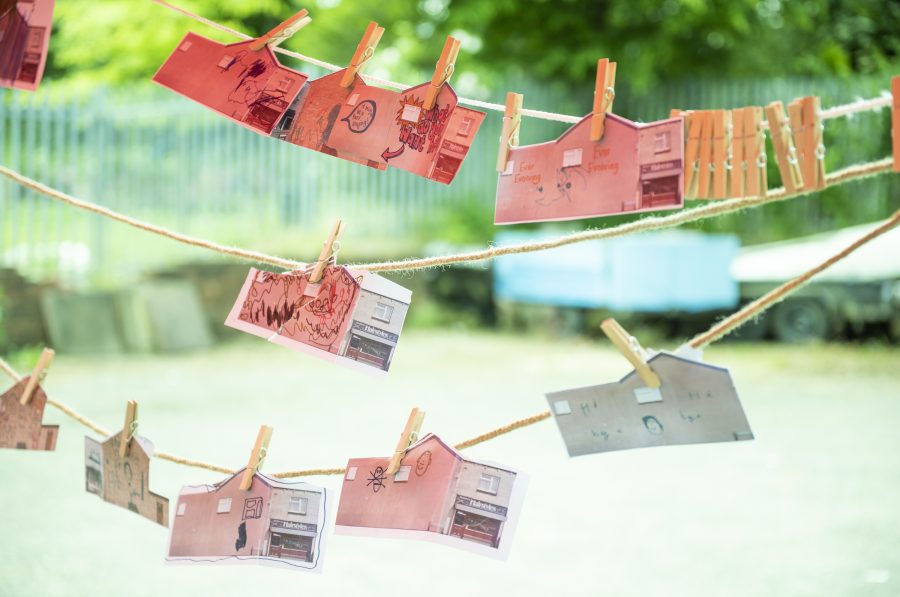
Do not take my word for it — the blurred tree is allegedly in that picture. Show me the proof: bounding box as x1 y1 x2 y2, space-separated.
47 0 900 90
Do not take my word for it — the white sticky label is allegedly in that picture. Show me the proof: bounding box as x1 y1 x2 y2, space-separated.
634 387 663 404
562 148 583 167
553 400 572 415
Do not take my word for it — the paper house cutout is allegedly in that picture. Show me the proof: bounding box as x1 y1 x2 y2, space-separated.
167 469 328 572
225 265 412 375
325 80 486 184
0 376 58 451
546 352 753 457
152 32 309 135
495 113 684 224
270 69 387 170
336 433 525 559
0 0 55 91
84 432 169 526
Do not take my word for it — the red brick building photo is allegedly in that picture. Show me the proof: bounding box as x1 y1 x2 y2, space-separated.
167 470 328 572
336 433 527 559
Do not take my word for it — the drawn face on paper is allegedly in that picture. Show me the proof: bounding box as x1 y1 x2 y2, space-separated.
237 265 361 352
341 99 376 133
642 415 664 435
415 451 432 476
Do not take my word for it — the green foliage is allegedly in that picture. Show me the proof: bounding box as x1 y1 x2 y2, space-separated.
46 0 900 91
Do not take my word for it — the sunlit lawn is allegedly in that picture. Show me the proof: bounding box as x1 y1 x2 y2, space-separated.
1 330 898 597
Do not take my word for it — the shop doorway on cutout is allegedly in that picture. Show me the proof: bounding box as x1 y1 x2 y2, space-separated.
450 510 502 548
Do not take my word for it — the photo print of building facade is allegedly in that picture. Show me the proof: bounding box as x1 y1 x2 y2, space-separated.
494 113 684 224
226 265 411 375
335 433 527 559
0 0 54 91
167 470 328 572
546 351 754 457
84 433 169 526
0 376 58 451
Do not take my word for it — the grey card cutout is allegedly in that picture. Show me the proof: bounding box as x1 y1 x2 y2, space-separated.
545 352 753 457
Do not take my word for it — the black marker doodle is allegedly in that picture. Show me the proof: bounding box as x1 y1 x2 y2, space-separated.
367 466 387 493
341 99 377 133
536 166 588 206
679 410 702 423
235 521 248 551
243 497 263 520
591 430 610 441
642 415 664 435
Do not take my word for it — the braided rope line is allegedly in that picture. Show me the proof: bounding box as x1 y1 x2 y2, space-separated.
1 158 893 275
2 207 897 476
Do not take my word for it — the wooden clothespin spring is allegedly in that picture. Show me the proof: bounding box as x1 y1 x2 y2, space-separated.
600 319 661 389
19 347 55 405
249 9 312 52
386 408 425 475
496 92 523 173
119 400 138 458
423 36 461 110
340 21 385 88
308 219 345 284
240 425 274 490
590 58 617 141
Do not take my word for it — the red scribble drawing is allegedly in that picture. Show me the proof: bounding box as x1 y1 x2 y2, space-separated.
237 265 361 352
326 81 485 184
495 113 684 224
0 376 58 451
153 32 308 135
0 0 55 92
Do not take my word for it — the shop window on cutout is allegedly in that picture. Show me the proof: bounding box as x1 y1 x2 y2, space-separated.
654 131 671 153
217 497 232 514
401 104 421 124
289 496 308 515
271 534 282 547
458 117 474 137
216 55 234 69
373 302 394 323
394 465 412 482
177 502 186 516
346 466 358 481
477 473 500 495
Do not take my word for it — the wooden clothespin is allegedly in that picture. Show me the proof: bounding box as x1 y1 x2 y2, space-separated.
496 92 523 173
19 347 55 405
788 96 825 190
340 21 385 88
590 58 617 141
119 400 138 458
600 319 661 389
423 36 461 110
681 110 705 198
248 9 312 52
736 107 767 198
309 219 345 284
240 425 273 490
695 111 715 199
764 101 804 193
712 110 732 199
892 76 900 172
386 408 425 475
730 108 747 198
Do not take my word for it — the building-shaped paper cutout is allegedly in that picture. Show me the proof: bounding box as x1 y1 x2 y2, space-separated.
84 432 169 526
271 69 387 170
336 433 524 556
321 80 485 184
0 0 55 91
226 265 412 375
152 32 309 135
546 352 753 457
154 33 484 184
167 470 327 572
495 113 684 224
0 376 58 451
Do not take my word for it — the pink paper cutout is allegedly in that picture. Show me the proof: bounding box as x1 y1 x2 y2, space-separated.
152 33 309 135
0 376 58 451
236 265 361 354
494 113 684 224
0 0 55 92
327 81 486 184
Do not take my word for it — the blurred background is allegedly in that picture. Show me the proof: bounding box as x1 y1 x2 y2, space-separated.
1 1 899 596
